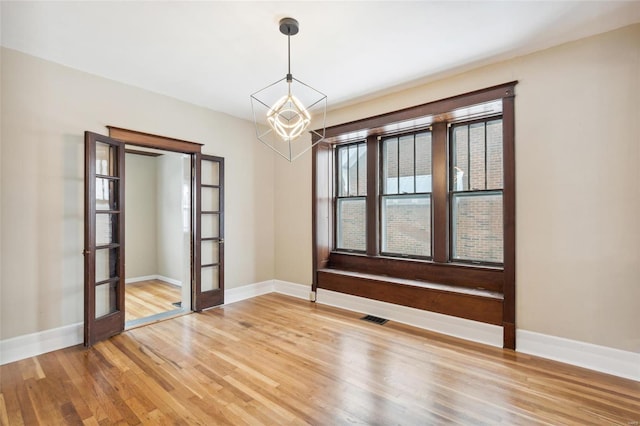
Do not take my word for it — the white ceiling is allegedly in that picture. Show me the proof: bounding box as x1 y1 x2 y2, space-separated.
2 1 640 121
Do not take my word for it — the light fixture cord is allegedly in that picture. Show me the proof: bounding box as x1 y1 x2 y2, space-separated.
286 29 292 93
287 31 291 77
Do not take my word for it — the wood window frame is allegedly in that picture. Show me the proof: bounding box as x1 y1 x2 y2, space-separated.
448 117 505 266
312 82 517 348
334 141 368 253
378 130 434 260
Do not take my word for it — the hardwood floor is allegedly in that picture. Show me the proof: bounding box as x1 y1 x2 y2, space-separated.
1 293 638 425
125 279 182 322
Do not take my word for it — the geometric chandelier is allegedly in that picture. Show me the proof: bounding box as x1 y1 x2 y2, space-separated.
250 17 327 162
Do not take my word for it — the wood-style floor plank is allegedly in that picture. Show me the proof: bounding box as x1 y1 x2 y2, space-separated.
1 293 639 425
125 279 181 322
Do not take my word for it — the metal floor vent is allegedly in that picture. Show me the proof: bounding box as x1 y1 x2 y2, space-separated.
361 315 389 325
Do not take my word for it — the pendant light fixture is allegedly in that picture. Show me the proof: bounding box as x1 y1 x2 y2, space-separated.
250 17 326 162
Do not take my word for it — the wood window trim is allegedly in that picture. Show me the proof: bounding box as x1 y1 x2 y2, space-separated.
312 82 516 143
432 121 449 263
312 82 517 349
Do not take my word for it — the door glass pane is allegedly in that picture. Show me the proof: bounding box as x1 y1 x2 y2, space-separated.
95 282 117 319
96 213 117 245
202 161 219 186
201 265 219 291
201 240 219 265
336 198 366 251
201 213 219 239
96 142 115 176
381 195 431 257
96 248 118 282
452 193 503 263
202 187 219 212
96 178 118 210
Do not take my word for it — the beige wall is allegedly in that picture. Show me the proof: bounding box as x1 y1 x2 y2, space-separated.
274 156 313 285
0 47 275 340
125 151 192 285
156 152 185 283
125 153 158 279
274 24 640 353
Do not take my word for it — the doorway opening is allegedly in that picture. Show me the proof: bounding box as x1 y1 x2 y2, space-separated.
84 128 225 347
124 146 192 328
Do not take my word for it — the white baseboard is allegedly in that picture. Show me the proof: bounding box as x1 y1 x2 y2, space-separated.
125 275 157 284
223 280 309 305
517 330 640 381
273 280 311 299
224 280 275 304
2 280 637 381
316 288 503 347
0 322 83 366
126 275 182 287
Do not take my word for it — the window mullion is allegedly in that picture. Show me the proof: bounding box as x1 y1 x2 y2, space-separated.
366 135 378 256
432 122 448 263
346 147 350 196
396 136 400 194
467 124 471 191
356 144 360 196
484 122 488 190
413 134 417 193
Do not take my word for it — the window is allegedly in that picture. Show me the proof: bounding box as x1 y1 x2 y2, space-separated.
450 119 503 264
381 131 432 258
336 141 367 251
330 113 506 266
312 82 516 347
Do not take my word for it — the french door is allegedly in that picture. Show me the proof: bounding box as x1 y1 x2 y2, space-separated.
84 130 225 346
194 155 225 310
84 132 126 346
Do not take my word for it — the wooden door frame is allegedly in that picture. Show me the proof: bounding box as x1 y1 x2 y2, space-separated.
108 127 204 155
107 127 223 311
109 126 205 311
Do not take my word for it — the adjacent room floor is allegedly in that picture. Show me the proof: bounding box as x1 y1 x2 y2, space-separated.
1 293 638 424
125 279 182 323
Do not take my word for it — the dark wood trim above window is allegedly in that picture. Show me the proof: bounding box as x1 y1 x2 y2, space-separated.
313 82 516 143
312 82 517 349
